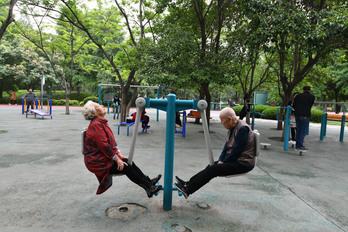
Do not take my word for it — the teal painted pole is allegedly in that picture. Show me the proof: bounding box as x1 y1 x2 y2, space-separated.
98 86 101 104
157 88 160 121
340 115 345 142
163 94 176 210
251 104 255 131
284 105 291 151
324 113 327 136
320 113 326 140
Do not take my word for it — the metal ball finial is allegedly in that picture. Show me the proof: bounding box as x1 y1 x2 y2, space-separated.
135 97 146 108
197 100 208 110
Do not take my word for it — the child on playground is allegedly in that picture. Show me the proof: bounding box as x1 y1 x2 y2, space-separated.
131 109 150 129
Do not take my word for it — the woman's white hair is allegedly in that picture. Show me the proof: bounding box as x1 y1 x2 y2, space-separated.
82 100 96 120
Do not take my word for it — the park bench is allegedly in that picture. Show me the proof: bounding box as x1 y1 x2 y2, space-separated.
327 113 347 122
118 120 148 136
187 110 212 124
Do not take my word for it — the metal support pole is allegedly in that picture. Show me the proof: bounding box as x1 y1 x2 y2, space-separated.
98 86 101 105
283 105 291 151
320 113 327 140
163 94 176 210
49 99 52 115
157 88 160 121
340 115 345 142
198 100 214 166
127 98 146 165
251 104 255 131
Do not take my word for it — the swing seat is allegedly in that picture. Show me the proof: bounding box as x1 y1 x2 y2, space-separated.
225 130 260 178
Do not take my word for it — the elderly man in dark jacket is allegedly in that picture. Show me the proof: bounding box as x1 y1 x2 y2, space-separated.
175 107 256 199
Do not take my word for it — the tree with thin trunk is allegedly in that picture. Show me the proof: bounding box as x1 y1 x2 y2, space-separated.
0 0 18 43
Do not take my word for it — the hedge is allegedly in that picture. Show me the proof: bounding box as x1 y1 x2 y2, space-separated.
231 105 322 123
51 99 81 106
82 96 100 105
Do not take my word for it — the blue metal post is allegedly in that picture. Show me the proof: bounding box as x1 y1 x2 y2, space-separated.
98 86 101 104
283 105 291 151
49 99 52 115
251 104 255 131
183 111 186 138
340 115 345 142
107 101 110 114
163 94 176 210
323 113 327 136
320 113 327 140
21 98 25 114
144 95 199 210
157 88 160 121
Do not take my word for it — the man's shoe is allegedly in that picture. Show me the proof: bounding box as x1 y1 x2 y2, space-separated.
151 174 162 185
175 176 187 186
174 182 189 199
146 185 162 198
295 147 307 151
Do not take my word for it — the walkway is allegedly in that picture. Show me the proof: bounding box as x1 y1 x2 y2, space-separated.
0 105 347 232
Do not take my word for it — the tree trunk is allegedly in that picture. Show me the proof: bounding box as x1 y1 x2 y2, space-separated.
65 93 70 115
0 0 17 43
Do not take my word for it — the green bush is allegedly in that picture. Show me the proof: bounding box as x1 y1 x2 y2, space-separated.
261 107 280 120
311 109 323 123
52 91 94 102
69 100 80 106
232 105 244 115
51 99 83 106
52 99 65 106
0 97 10 104
83 96 100 105
254 105 272 118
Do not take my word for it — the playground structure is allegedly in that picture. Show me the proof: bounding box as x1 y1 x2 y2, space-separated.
124 94 261 210
118 120 148 136
98 84 162 121
21 98 52 119
175 111 186 138
317 101 347 142
123 94 212 210
275 102 346 154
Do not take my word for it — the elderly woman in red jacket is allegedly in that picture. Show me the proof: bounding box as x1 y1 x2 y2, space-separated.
82 101 161 197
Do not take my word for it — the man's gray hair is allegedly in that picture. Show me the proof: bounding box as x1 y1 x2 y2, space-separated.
220 107 237 120
82 100 96 120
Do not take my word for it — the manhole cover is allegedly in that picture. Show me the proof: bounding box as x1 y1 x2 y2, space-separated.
171 224 192 232
106 203 147 220
197 202 210 209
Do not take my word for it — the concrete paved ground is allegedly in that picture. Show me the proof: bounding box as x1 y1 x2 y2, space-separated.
0 105 347 232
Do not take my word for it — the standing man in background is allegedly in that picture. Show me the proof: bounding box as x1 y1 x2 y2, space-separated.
23 89 37 112
293 86 315 151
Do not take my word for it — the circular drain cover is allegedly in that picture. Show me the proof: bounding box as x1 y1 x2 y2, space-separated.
106 203 147 220
197 202 210 209
171 224 192 232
